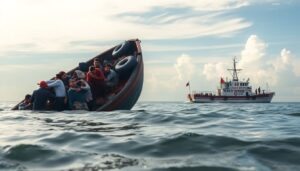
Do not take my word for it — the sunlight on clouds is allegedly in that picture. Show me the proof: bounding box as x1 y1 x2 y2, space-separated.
174 54 195 81
203 62 228 81
272 48 292 71
201 35 300 91
0 0 251 55
240 35 267 67
142 54 199 100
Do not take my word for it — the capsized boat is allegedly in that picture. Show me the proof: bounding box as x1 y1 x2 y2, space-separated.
187 58 275 103
12 39 144 111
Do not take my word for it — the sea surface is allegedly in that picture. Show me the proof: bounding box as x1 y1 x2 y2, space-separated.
1 102 300 171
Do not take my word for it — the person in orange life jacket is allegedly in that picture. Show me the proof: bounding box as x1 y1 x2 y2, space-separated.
31 81 55 110
46 73 66 111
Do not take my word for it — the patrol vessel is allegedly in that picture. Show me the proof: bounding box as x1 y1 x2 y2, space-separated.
187 58 275 103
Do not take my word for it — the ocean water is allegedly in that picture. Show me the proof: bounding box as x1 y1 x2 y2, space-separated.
1 102 300 171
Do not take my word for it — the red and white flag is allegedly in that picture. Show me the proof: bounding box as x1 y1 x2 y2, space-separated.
220 77 225 84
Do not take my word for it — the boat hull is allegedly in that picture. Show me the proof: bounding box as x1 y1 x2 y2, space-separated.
97 53 144 111
190 92 275 103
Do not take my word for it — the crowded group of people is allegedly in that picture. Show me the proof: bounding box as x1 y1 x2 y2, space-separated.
19 58 119 111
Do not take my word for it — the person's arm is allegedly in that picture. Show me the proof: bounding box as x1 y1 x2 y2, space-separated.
18 102 26 110
80 80 90 90
89 72 105 80
46 80 59 88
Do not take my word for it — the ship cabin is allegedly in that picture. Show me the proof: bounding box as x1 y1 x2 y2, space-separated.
219 80 252 97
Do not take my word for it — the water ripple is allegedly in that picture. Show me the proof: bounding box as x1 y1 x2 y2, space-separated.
0 102 300 170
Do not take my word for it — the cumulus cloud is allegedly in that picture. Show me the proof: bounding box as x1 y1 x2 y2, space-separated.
142 54 198 100
272 48 292 71
202 35 300 90
203 62 228 81
239 35 267 67
174 54 195 81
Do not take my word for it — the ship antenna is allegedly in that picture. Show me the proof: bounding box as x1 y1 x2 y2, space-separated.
227 57 242 81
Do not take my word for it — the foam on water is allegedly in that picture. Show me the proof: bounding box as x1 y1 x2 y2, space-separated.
0 102 300 171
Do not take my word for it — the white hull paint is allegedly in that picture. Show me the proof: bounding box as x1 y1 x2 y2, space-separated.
187 58 276 103
191 93 275 103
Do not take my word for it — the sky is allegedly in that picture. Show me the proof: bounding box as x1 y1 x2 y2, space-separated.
0 0 300 102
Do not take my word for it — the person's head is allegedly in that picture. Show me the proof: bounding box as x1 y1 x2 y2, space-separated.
38 81 48 88
56 71 65 80
69 80 77 88
89 66 95 73
24 94 31 103
74 70 85 79
93 58 101 68
72 72 78 79
57 71 67 79
104 64 112 73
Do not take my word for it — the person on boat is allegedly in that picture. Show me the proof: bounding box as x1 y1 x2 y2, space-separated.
74 70 93 110
57 71 70 90
31 81 55 110
258 87 261 94
103 63 119 89
46 74 66 111
255 89 257 95
93 58 103 70
87 66 106 97
67 80 88 110
18 94 32 110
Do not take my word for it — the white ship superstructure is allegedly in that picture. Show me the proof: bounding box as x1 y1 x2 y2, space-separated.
187 58 275 103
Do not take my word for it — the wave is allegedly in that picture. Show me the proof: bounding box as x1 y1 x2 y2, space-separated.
152 166 239 171
287 112 300 117
66 154 139 171
3 144 56 162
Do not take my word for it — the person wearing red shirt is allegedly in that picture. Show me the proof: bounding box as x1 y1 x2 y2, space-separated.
87 66 106 98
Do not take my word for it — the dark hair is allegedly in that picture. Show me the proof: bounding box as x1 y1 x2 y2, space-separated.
94 58 100 62
56 74 62 79
25 94 31 99
76 81 82 87
56 71 65 79
104 63 112 68
89 66 95 72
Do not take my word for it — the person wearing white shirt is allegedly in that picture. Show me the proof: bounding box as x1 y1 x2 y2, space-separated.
46 73 66 111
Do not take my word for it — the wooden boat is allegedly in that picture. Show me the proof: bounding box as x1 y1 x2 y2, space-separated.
12 39 144 111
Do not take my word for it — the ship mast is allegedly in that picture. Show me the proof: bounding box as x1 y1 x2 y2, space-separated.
227 57 242 81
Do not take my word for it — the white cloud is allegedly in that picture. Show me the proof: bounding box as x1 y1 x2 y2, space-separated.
142 54 198 101
203 62 228 81
272 48 292 71
201 35 300 98
0 0 252 55
239 35 267 67
174 54 195 81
